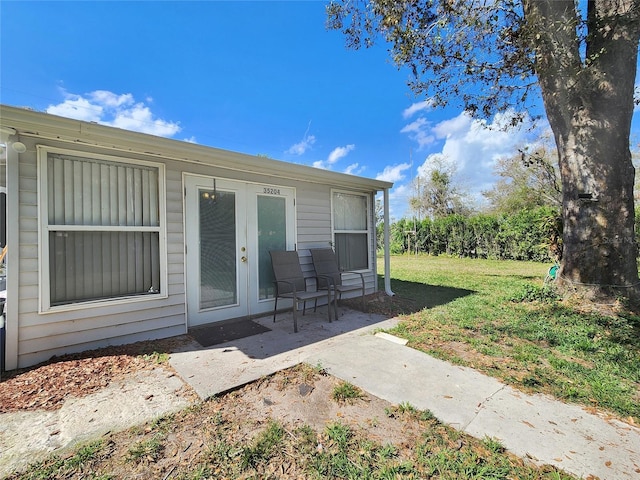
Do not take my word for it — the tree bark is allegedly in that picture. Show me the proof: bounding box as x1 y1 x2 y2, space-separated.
524 0 640 301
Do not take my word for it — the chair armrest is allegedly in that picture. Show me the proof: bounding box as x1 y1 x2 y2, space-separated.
274 279 299 296
341 270 365 289
314 274 337 290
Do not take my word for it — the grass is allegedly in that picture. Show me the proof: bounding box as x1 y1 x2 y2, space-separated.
140 351 170 364
14 440 111 479
126 435 165 463
331 381 365 403
372 255 640 423
240 419 285 468
385 401 436 422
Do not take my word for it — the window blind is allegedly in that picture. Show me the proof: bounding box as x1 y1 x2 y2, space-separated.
46 153 161 305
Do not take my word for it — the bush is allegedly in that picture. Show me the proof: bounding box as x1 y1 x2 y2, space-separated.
392 207 561 262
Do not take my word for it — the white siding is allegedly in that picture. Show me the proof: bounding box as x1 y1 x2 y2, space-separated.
10 127 384 369
294 183 378 297
15 137 186 368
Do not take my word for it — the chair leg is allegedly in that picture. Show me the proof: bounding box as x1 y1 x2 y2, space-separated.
273 297 278 323
332 289 338 321
292 296 298 333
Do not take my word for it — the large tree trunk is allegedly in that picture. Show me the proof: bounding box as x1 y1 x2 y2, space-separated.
524 0 640 301
555 113 638 299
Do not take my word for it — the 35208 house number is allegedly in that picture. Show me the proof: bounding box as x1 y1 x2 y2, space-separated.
263 187 281 195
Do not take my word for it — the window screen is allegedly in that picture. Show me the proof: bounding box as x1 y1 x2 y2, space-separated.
43 151 162 306
332 192 369 270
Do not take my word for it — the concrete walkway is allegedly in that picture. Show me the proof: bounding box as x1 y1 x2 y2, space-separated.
169 308 640 480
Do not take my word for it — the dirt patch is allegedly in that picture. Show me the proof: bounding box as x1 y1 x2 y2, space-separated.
5 365 443 480
0 339 426 479
219 365 421 448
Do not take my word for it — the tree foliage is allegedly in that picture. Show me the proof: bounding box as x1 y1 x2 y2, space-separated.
390 207 561 262
409 157 471 219
483 138 562 213
326 0 538 118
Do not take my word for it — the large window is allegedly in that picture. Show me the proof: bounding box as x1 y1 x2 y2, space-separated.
38 147 166 310
332 191 370 270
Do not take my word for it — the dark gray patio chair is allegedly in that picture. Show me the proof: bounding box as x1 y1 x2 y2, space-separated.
310 248 365 317
270 250 333 333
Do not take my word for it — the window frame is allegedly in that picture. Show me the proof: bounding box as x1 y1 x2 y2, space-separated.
330 189 372 272
37 145 168 313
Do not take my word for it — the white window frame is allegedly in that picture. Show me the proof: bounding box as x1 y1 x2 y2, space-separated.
331 189 372 271
37 145 168 313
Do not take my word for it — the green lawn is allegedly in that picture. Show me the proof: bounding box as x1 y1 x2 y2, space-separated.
373 255 640 424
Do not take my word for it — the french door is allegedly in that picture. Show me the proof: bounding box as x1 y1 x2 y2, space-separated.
184 175 295 326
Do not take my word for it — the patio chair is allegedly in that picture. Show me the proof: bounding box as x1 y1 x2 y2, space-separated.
310 248 365 317
270 250 333 333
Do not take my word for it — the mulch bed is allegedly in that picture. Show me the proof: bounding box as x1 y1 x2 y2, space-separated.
0 336 191 413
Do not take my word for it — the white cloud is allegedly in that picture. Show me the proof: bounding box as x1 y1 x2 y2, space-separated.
376 162 411 183
400 117 435 149
400 100 438 150
286 134 316 155
402 99 434 119
344 163 361 175
47 94 103 122
431 112 473 139
328 144 355 164
380 182 414 221
417 110 539 204
314 144 356 170
89 90 134 108
286 121 316 155
47 89 181 138
374 162 412 219
110 103 180 137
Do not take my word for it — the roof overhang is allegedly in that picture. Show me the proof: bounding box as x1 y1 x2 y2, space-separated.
0 104 393 192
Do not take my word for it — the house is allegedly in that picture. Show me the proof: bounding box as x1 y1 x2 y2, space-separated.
0 104 394 370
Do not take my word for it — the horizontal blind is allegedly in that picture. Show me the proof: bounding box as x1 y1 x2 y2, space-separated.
47 153 159 227
46 152 161 306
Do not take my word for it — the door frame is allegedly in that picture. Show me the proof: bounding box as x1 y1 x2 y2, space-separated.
183 174 296 327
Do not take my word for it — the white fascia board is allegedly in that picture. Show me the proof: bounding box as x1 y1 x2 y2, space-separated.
0 105 393 192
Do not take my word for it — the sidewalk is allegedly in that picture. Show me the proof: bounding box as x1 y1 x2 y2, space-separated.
169 308 640 480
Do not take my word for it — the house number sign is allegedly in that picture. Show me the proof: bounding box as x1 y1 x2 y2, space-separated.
263 187 281 195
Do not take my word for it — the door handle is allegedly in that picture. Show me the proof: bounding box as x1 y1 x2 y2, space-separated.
241 256 247 263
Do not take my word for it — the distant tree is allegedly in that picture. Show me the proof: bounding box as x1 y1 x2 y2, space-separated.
483 140 562 214
409 157 470 219
327 0 640 303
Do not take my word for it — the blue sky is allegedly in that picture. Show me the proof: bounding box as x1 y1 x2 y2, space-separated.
1 1 638 220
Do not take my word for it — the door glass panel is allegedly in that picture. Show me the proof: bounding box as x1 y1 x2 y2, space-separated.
257 195 286 300
199 188 237 309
